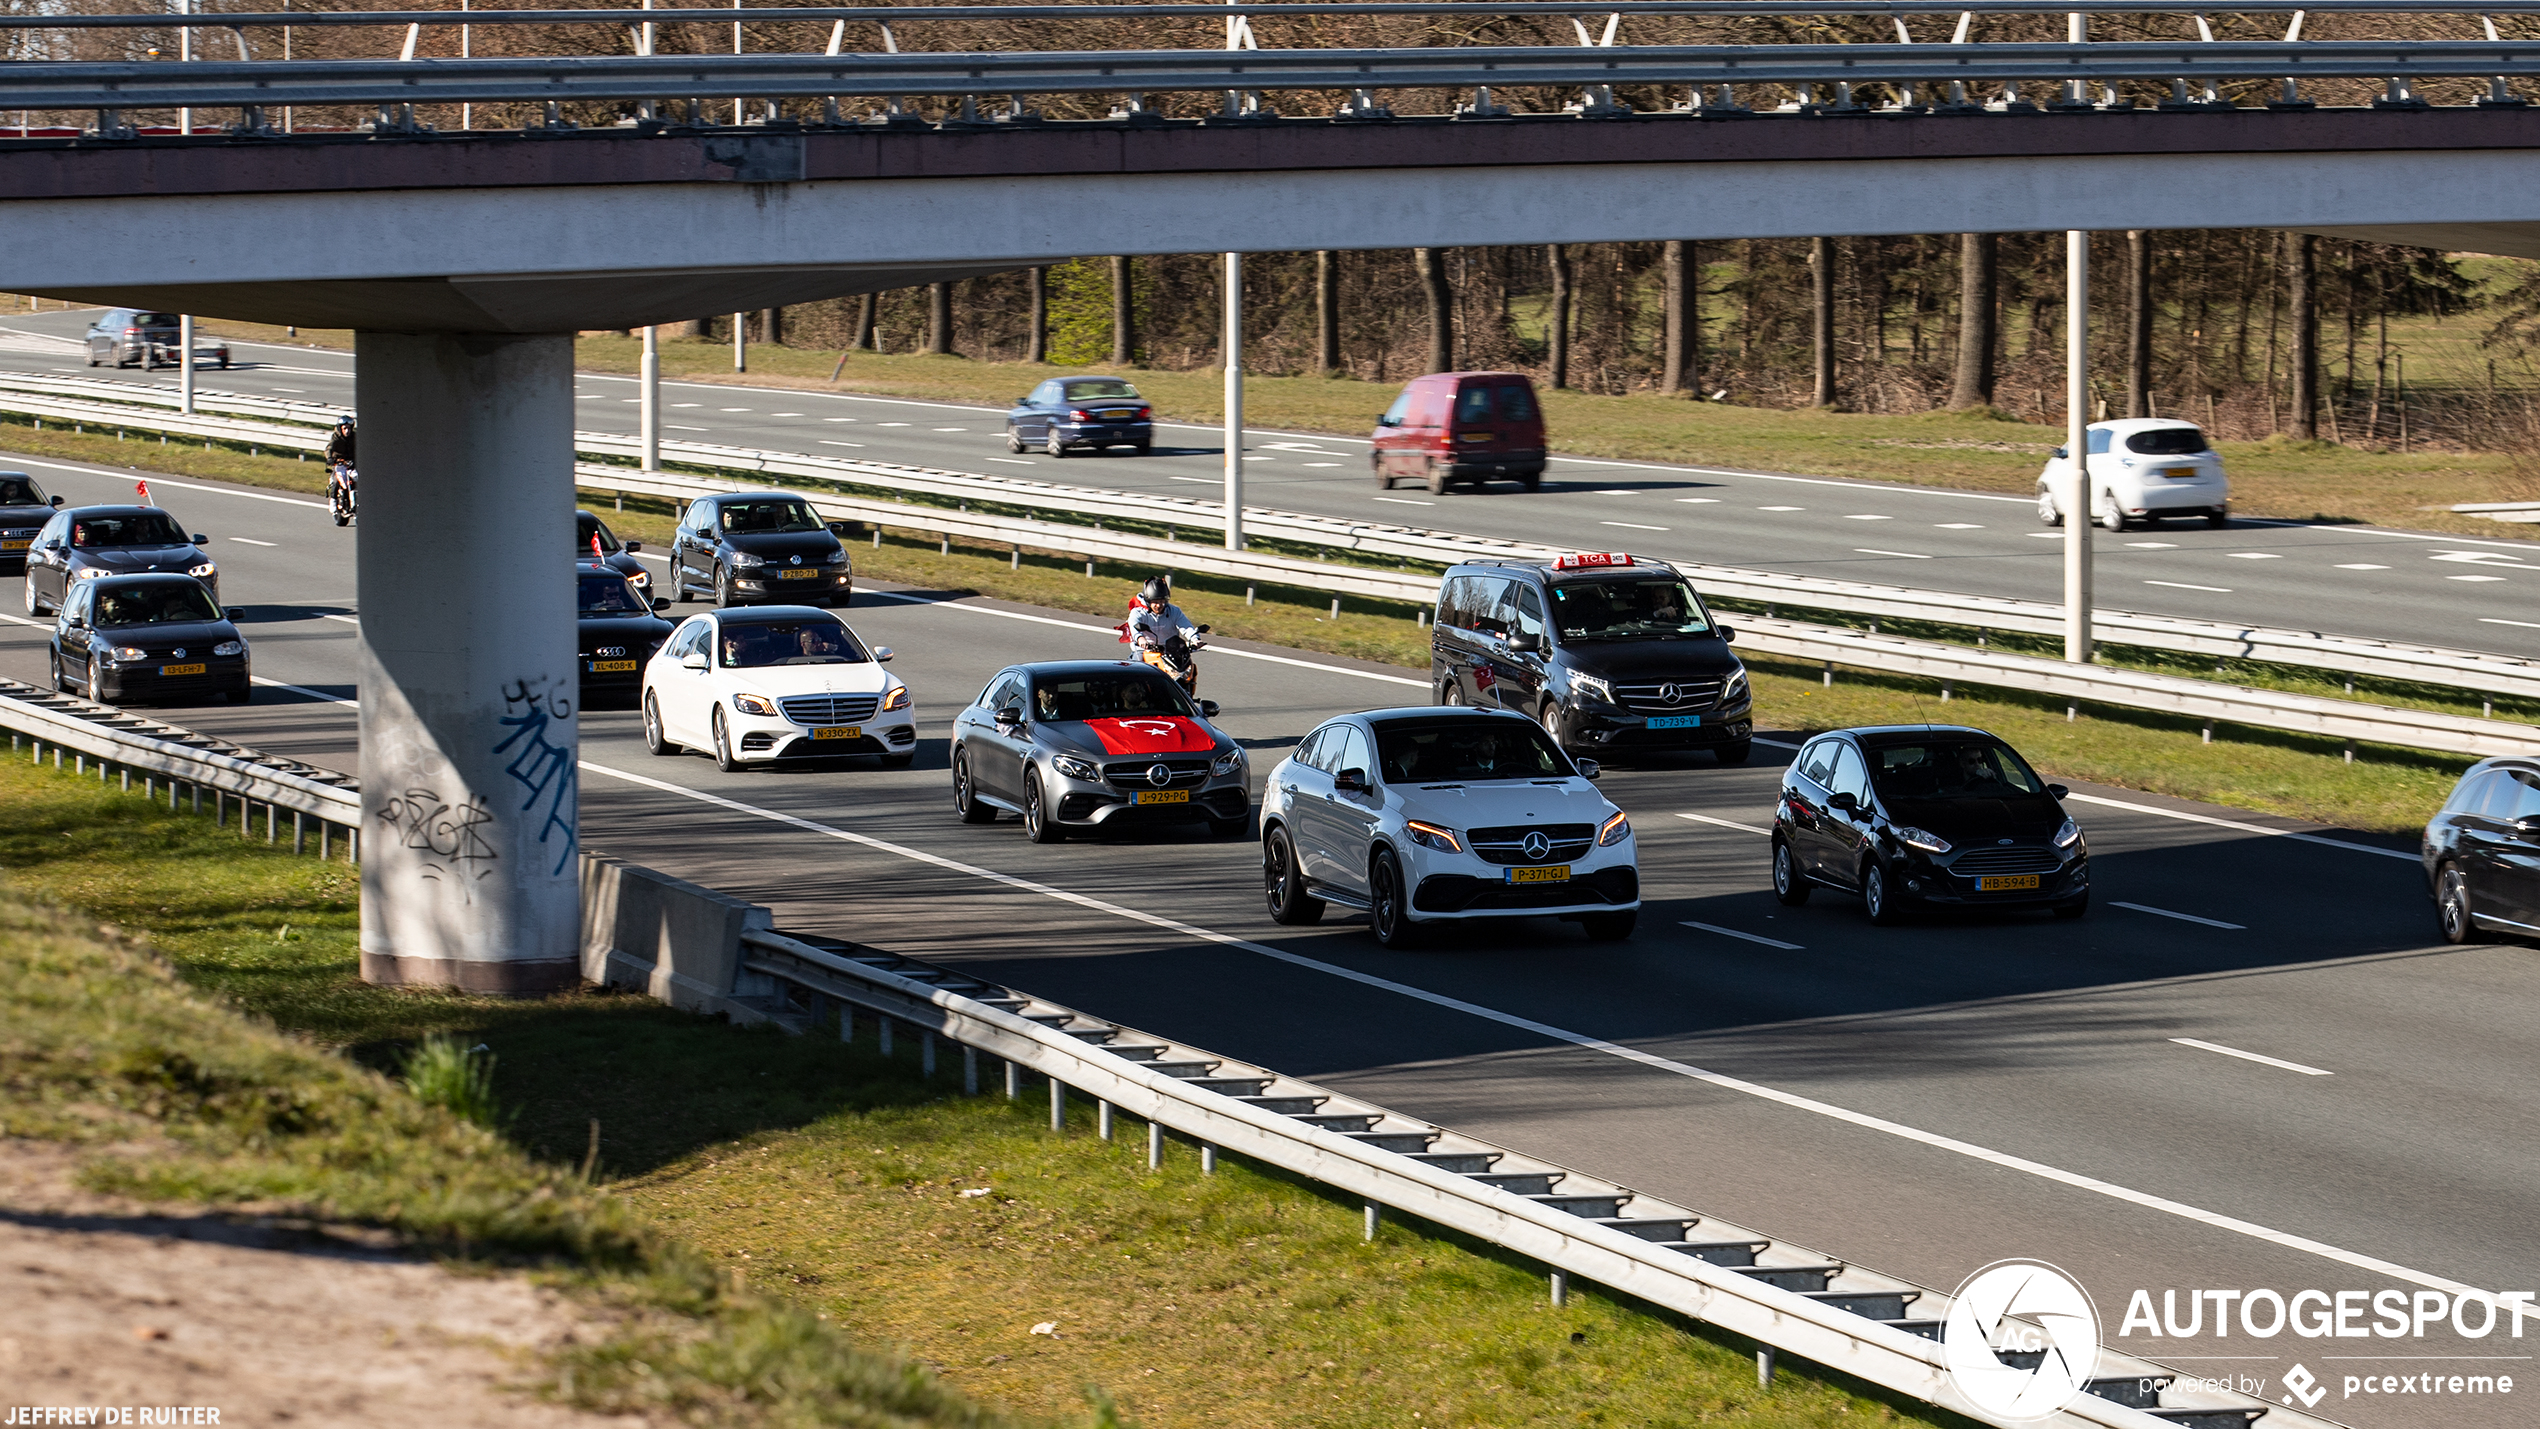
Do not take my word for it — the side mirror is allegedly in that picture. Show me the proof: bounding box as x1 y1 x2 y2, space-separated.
1198 699 1221 719
2516 814 2540 839
1377 414 1400 428
190 533 208 545
994 706 1024 728
651 597 671 611
1507 631 1542 654
825 520 863 539
624 541 643 553
2052 446 2069 460
1575 758 1601 781
63 614 84 629
1829 791 1861 813
1334 767 1369 793
1718 625 1737 643
1196 623 1211 634
2047 784 2070 800
48 495 63 507
873 646 894 662
680 650 709 671
227 607 244 620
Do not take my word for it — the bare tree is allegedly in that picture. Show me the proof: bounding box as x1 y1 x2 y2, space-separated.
760 308 783 346
2288 233 2319 439
852 293 877 351
1547 244 1573 390
1025 268 1048 363
1415 247 1454 373
1949 232 1998 409
926 283 953 355
1810 237 1837 408
1111 256 1137 367
2125 230 2153 417
1661 239 1697 395
1314 251 1340 375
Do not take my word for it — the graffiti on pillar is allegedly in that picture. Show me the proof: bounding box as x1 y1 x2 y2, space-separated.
378 788 498 896
494 675 578 875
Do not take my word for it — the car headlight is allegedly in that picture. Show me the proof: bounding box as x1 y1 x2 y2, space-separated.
212 639 244 657
626 569 651 589
1895 826 1952 854
110 645 147 662
824 549 850 566
2054 817 2083 849
731 692 778 717
1211 748 1244 777
71 567 101 579
1570 672 1614 704
186 562 216 578
1598 810 1631 847
1051 754 1100 782
1405 819 1463 854
1722 668 1750 706
880 684 910 712
728 551 766 569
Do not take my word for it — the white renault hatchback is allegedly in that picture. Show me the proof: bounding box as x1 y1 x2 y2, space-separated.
641 605 914 771
2036 418 2230 532
1262 706 1638 946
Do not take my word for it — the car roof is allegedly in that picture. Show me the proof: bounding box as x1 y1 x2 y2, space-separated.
1005 660 1169 678
58 505 163 518
710 605 843 625
86 571 205 587
705 489 813 504
1831 724 2000 745
2088 417 2203 433
1357 706 1533 727
1447 555 1682 581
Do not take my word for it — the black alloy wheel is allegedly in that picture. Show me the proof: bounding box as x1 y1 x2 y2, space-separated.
48 650 67 693
953 748 998 823
1369 850 1418 947
642 691 675 756
1023 771 1065 843
1771 840 1810 906
714 564 736 608
1862 859 1903 925
711 706 741 773
1716 739 1753 767
1539 701 1568 754
1264 825 1324 925
86 655 109 706
2437 866 2476 944
1580 909 1636 941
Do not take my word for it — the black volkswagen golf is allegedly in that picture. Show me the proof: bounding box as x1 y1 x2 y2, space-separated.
50 573 250 705
2423 757 2540 943
1772 725 2087 924
667 491 856 608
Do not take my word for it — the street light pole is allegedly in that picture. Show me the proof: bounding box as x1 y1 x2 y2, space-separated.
640 325 660 472
2064 228 2094 664
179 314 195 415
177 0 192 136
1223 252 1244 551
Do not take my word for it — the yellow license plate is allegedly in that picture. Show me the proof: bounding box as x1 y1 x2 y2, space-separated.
1132 788 1191 805
811 725 861 741
0 539 27 552
2162 466 2198 478
778 568 821 580
1100 409 1133 419
1461 433 1493 442
588 659 638 673
1978 874 2041 892
159 662 205 676
1508 865 1572 884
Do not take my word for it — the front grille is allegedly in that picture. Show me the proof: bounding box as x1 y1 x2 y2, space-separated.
1613 678 1726 715
1466 823 1595 866
1415 865 1637 912
1102 756 1213 790
777 694 879 725
1947 846 2063 876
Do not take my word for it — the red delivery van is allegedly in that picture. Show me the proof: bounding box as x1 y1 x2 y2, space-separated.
1370 371 1548 495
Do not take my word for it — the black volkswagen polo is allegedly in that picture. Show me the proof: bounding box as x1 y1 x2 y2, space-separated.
668 491 856 608
576 564 675 706
1772 725 2087 924
50 573 250 706
0 471 62 575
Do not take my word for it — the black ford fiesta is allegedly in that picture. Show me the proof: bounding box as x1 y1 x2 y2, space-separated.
1771 724 2087 924
50 572 250 705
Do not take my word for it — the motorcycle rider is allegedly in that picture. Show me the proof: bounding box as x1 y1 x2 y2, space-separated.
324 416 358 525
324 416 357 468
1126 575 1208 695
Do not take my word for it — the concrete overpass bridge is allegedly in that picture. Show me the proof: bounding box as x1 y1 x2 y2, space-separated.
11 2 2540 989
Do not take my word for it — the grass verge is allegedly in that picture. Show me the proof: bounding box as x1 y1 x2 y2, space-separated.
0 752 1964 1428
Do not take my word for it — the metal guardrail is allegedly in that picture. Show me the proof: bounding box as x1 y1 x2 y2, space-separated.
733 926 2332 1429
0 678 361 858
7 380 2535 757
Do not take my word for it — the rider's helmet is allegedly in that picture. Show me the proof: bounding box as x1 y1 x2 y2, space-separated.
334 416 354 431
1139 575 1171 610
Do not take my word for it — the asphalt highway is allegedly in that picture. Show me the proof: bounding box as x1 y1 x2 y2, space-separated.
3 448 2534 1428
6 312 2540 669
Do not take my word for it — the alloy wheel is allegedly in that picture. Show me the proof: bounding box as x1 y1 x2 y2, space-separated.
2438 866 2475 944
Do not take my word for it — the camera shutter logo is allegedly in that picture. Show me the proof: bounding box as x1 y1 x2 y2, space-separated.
1942 1260 2100 1421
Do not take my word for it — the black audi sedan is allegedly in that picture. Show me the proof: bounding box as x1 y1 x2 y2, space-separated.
1004 376 1154 458
667 491 856 608
578 509 654 597
576 564 675 707
49 573 249 706
2422 757 2540 943
0 471 63 575
1772 725 2087 924
23 504 215 617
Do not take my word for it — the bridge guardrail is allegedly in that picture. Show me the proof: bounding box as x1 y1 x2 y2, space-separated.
10 374 2540 704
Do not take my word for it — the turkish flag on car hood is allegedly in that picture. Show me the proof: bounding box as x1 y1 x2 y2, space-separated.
1080 716 1216 754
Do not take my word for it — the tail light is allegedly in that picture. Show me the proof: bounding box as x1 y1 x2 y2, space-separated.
1135 406 1151 419
1069 408 1094 421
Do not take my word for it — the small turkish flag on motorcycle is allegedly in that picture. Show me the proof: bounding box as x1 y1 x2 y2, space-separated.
134 480 152 505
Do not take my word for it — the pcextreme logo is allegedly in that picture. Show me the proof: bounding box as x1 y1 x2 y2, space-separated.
1943 1260 2103 1421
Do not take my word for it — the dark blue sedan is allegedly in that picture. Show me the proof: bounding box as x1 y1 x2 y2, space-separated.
1005 376 1154 458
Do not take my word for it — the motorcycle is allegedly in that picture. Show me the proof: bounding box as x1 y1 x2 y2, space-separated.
327 462 358 527
1138 627 1209 697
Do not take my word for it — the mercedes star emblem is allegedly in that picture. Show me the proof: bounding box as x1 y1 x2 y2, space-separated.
1147 764 1172 787
1521 831 1552 860
1660 683 1684 705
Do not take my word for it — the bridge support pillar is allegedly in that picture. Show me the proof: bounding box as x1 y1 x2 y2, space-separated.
355 330 582 994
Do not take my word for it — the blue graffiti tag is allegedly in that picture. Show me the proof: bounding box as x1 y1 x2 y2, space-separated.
493 677 577 874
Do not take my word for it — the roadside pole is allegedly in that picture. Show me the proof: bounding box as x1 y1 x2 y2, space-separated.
178 314 195 415
640 325 660 472
733 313 746 373
1224 251 1243 551
2065 228 2093 664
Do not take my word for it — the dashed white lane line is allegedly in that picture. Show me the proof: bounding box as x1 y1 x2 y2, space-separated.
1854 548 1930 560
2061 791 2418 862
1758 505 1804 512
2125 541 2177 549
2170 1037 2334 1076
2145 580 2233 593
819 440 865 448
986 457 1035 466
1681 920 1804 950
861 590 1427 687
1593 488 1637 496
2027 531 2066 539
1602 521 1669 532
1675 811 1773 835
1302 462 1342 468
2113 900 2247 930
228 537 277 547
2226 552 2283 560
666 424 710 432
1844 514 1894 521
1374 497 1434 506
1167 475 1218 484
1934 522 1984 529
2338 563 2391 571
1677 497 1720 504
2448 575 2509 582
2481 617 2540 629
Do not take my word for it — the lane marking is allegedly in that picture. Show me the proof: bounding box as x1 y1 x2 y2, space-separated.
1594 488 1637 496
2448 574 2509 582
1303 463 1341 468
2336 563 2389 570
1674 811 1773 835
666 424 710 432
771 412 803 418
578 757 2510 1315
2125 541 2177 549
1602 521 1670 532
2027 531 2066 539
1167 475 1218 484
718 407 751 413
1758 505 1804 512
986 457 1036 466
251 674 354 705
1843 514 1894 521
933 427 968 432
2169 1037 2333 1077
1854 548 1930 560
818 440 865 448
228 537 277 547
1934 522 1984 529
1681 920 1804 950
2226 552 2282 560
2145 580 2233 592
2480 617 2540 629
861 590 1427 687
1374 497 1434 506
2113 900 2246 930
2062 791 2418 862
1676 497 1720 504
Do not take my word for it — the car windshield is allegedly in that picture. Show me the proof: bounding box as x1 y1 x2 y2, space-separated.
1031 671 1192 721
2125 427 2209 456
1550 578 1713 639
577 573 648 615
0 476 44 505
132 312 181 328
94 582 220 626
576 514 622 556
70 512 187 548
1374 720 1572 783
1867 740 2048 800
718 499 823 535
1063 380 1140 401
719 619 868 667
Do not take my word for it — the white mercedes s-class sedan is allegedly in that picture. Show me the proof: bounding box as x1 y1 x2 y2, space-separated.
641 605 914 771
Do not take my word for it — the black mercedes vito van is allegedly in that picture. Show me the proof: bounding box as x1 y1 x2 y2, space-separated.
1430 553 1754 765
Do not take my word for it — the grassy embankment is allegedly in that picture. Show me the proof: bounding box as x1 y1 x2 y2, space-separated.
0 751 1959 1428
